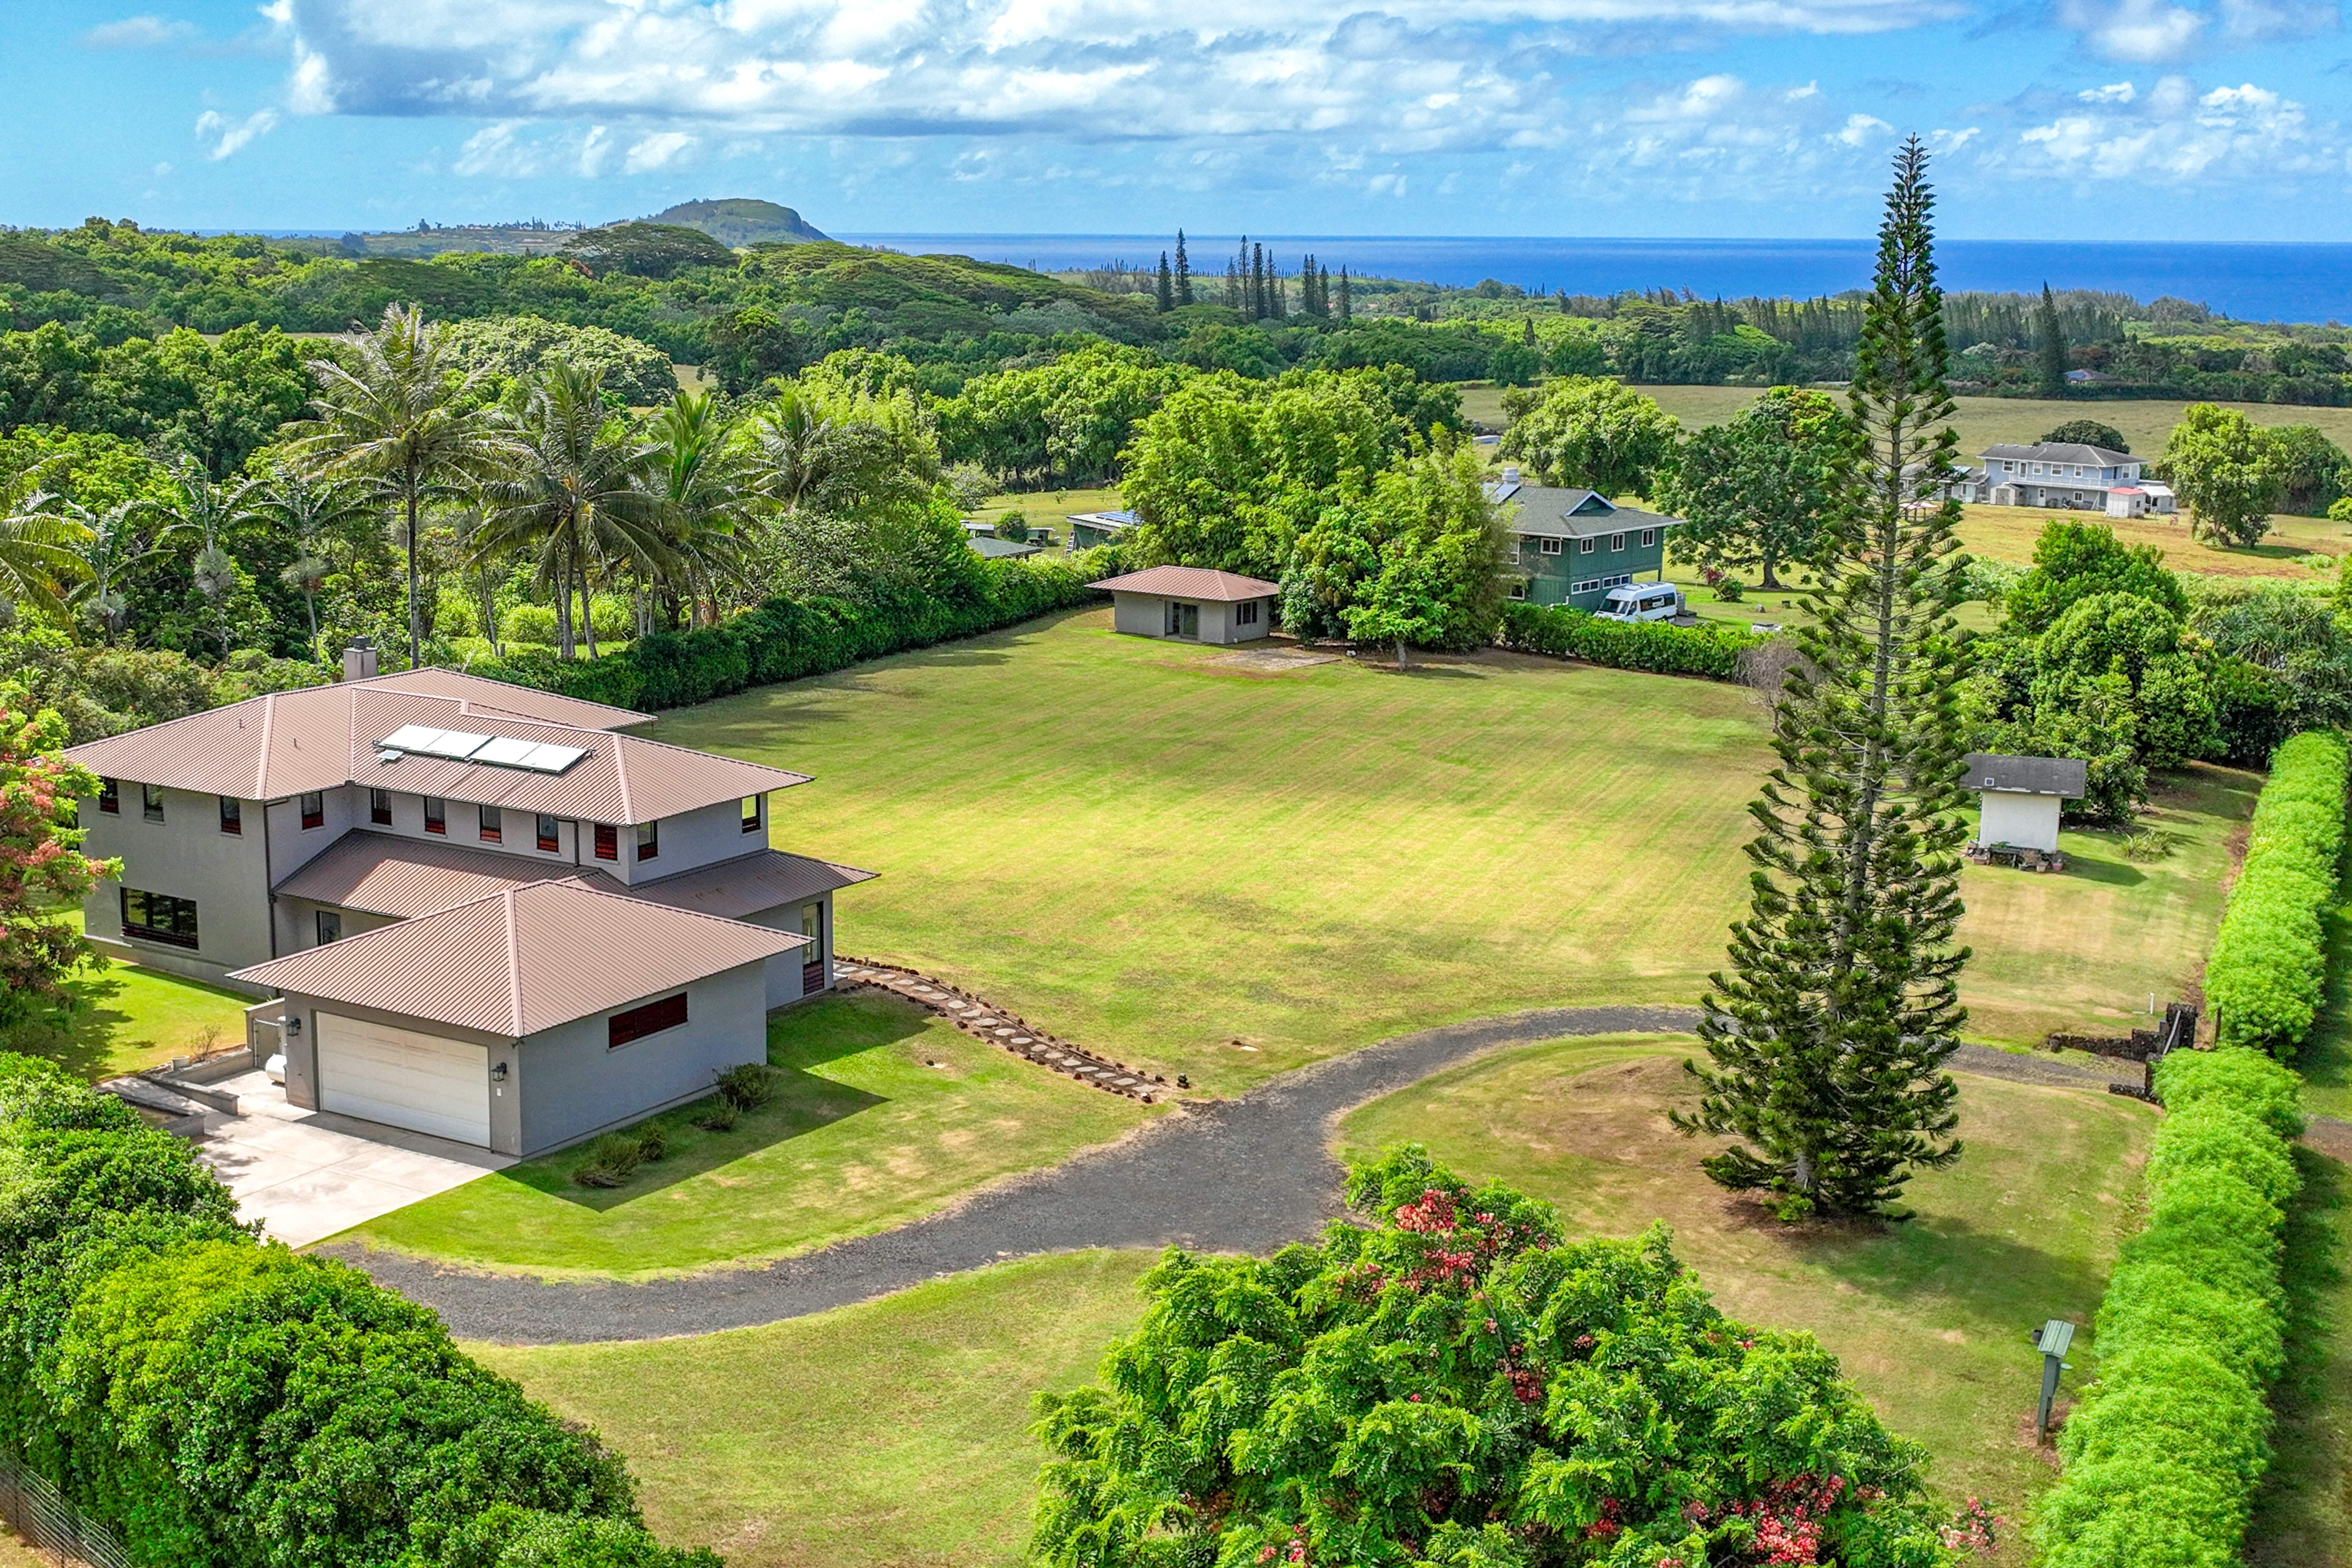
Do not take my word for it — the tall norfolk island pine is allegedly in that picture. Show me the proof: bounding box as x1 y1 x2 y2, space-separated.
1674 139 1974 1220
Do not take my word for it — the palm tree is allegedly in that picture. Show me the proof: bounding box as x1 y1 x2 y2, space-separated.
472 363 669 660
246 465 378 662
0 480 95 627
149 465 259 659
288 303 518 669
646 391 757 628
44 496 166 644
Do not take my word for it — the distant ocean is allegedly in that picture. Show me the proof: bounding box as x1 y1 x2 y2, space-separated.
838 234 2352 325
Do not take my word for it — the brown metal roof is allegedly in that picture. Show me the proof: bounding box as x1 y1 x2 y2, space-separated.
273 830 624 919
230 880 805 1036
630 849 877 920
1091 566 1281 602
345 667 652 729
66 675 807 824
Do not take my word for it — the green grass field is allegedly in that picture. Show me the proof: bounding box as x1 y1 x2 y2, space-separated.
1338 1033 2159 1562
663 611 2250 1094
472 1249 1156 1568
14 934 257 1082
2247 1150 2352 1566
341 992 1151 1277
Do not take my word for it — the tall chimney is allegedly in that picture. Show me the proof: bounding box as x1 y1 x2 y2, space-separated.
340 638 379 683
1502 465 1522 485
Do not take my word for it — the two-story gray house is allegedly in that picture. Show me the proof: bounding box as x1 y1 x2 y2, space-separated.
1963 443 2177 518
68 665 875 1156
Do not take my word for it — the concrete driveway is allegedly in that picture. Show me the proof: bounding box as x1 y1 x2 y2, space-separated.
188 1070 513 1248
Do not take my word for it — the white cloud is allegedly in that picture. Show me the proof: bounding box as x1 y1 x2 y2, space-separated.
81 15 199 48
194 107 280 159
2080 80 2136 101
2054 0 2206 60
1837 111 1893 144
266 0 1968 147
624 131 695 173
2003 74 2338 184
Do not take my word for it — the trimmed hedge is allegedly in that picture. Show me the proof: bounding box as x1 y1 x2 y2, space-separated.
1493 598 1761 679
2205 729 2350 1057
0 1053 714 1568
473 552 1111 714
2034 1047 2304 1568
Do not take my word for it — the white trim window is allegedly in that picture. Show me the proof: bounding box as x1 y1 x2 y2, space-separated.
1579 537 1596 554
1640 529 1656 548
1540 537 1563 555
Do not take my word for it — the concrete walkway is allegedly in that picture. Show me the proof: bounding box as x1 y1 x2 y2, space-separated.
193 1070 513 1249
327 1007 2194 1346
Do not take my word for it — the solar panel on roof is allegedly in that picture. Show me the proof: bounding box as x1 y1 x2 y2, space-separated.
470 736 542 767
519 742 587 773
416 730 493 760
378 723 445 753
376 725 586 773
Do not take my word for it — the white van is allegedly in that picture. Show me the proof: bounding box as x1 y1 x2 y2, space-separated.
1594 584 1683 623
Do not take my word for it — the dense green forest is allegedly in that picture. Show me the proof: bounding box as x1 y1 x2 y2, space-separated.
5 218 2350 407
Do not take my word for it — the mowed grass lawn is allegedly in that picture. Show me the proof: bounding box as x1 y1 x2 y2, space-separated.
1340 1034 2159 1559
342 993 1151 1277
472 1249 1157 1568
666 610 2252 1092
13 913 258 1082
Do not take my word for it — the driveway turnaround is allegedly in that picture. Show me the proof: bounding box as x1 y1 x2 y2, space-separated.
193 1070 514 1249
327 1011 2173 1345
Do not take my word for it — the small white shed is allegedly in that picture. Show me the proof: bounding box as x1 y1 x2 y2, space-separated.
1092 566 1281 646
1962 752 2089 854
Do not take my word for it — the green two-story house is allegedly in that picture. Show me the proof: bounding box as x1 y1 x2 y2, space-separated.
1487 473 1678 611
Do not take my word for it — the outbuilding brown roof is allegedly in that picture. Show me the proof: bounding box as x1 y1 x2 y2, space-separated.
67 674 806 824
1091 566 1281 602
230 880 805 1036
273 831 624 919
630 848 878 920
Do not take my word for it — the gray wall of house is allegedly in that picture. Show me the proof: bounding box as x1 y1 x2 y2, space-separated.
350 785 583 868
1112 591 1166 637
277 897 400 952
616 796 766 886
1109 592 1272 645
267 786 360 878
516 960 769 1154
743 892 832 1008
80 784 276 992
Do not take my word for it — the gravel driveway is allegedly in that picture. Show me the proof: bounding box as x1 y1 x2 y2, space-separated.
325 1013 2194 1345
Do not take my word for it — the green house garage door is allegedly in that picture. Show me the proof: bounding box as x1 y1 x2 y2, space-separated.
316 1012 491 1146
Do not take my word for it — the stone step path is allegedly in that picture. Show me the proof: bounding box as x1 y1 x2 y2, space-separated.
834 958 1174 1103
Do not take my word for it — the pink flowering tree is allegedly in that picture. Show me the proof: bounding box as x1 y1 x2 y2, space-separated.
0 703 117 1033
1031 1147 1965 1568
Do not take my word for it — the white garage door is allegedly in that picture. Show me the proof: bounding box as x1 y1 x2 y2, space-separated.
317 1012 490 1146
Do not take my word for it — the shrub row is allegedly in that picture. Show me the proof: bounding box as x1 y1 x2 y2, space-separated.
2205 728 2350 1057
2035 1047 2304 1568
473 552 1111 714
1493 598 1761 680
0 1053 713 1568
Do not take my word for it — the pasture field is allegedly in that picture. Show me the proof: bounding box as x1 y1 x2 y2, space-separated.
664 610 2251 1093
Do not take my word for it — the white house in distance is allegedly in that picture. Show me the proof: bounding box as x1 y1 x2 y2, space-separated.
1963 752 2089 854
1950 442 2176 518
1094 565 1280 644
66 663 876 1157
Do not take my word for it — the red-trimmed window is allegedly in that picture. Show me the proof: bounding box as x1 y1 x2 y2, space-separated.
299 792 324 830
636 820 658 862
98 778 119 814
424 797 446 834
478 804 502 843
608 991 688 1049
536 814 560 853
121 887 198 949
593 822 618 861
219 796 242 835
369 788 392 825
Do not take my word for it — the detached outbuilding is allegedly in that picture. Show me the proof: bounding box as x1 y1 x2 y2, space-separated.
1094 566 1280 645
1963 752 2088 862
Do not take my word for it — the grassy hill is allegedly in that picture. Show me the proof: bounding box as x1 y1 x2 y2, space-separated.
649 198 829 246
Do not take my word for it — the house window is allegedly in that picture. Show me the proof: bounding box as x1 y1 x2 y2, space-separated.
537 814 561 852
594 822 618 861
1578 537 1596 554
1235 600 1261 627
609 991 689 1049
142 783 165 823
1540 537 1563 555
1609 533 1625 551
299 792 324 830
98 778 119 815
315 909 342 945
478 804 502 843
218 796 241 835
369 788 392 825
120 887 198 949
1506 543 1521 565
740 796 762 834
1641 529 1657 548
637 821 659 862
1509 581 1528 601
424 797 446 834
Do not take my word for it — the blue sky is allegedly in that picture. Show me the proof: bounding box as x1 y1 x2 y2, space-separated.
5 0 2348 240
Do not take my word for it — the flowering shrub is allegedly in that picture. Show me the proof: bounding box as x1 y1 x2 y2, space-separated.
2032 1047 2303 1568
2204 729 2349 1057
1031 1146 1952 1568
